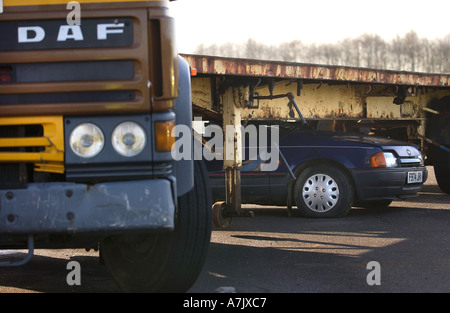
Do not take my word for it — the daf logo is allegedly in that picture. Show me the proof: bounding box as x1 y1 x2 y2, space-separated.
17 23 125 43
0 18 133 51
406 149 411 155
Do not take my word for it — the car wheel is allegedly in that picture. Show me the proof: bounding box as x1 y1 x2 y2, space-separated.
294 165 353 218
100 160 212 292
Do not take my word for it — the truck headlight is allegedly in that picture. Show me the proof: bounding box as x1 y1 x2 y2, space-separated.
112 121 146 157
69 123 105 158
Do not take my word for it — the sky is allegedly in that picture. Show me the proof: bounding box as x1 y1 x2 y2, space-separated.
170 0 449 54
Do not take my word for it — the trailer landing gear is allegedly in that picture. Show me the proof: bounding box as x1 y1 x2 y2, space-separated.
212 201 254 228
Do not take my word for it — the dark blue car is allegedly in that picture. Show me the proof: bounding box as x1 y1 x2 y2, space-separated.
205 122 428 218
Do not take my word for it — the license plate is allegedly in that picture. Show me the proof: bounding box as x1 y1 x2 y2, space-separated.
407 171 423 184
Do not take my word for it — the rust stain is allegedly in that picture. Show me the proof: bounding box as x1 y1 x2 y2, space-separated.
182 54 450 88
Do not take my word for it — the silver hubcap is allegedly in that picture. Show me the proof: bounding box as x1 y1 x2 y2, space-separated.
302 173 339 213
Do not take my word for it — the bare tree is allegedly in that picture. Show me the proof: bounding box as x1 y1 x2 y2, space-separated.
192 32 450 73
421 38 436 73
193 43 206 55
244 38 260 59
436 35 450 73
278 40 303 62
389 35 405 70
403 30 421 71
339 37 360 67
357 33 387 69
316 43 340 65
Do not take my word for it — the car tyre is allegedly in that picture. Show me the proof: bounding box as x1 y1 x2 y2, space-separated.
294 165 353 218
100 160 212 292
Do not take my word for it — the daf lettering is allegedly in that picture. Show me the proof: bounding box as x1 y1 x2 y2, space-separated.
1 18 132 51
18 26 45 43
17 23 125 44
57 25 84 41
97 23 125 40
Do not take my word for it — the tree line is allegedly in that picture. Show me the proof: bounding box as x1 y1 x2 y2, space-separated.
193 30 450 74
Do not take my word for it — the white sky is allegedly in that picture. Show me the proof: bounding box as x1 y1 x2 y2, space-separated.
170 0 449 54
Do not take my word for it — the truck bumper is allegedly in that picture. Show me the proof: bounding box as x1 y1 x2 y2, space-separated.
351 166 428 201
0 179 175 235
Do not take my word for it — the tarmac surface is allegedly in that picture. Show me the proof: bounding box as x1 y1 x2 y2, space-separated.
1 166 449 293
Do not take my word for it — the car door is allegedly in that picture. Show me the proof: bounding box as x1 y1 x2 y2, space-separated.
240 124 270 201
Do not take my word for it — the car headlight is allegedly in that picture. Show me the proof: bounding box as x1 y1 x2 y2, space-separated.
370 151 398 168
418 154 424 166
69 123 105 158
383 152 398 167
111 121 146 157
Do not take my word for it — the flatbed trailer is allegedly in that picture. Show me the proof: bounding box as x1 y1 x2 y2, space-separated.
181 54 450 226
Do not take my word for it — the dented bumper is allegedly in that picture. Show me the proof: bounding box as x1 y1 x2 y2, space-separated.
0 179 175 235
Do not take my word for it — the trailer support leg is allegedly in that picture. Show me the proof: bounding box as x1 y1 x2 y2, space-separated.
212 87 254 228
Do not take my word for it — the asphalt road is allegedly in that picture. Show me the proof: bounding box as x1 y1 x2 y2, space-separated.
1 166 449 293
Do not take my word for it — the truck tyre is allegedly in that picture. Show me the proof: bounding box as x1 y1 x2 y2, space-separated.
294 165 353 218
434 163 450 194
426 96 450 194
100 160 212 292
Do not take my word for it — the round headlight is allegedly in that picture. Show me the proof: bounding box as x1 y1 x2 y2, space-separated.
112 121 146 157
69 123 104 158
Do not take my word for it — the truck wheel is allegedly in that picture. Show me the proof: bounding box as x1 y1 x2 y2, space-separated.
426 96 450 194
434 163 450 194
294 165 353 218
100 160 212 292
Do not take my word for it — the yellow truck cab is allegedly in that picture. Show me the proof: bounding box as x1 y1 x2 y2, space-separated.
0 0 211 292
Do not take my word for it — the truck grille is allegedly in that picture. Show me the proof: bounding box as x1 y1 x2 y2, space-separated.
65 162 172 182
0 60 136 105
0 116 65 175
0 12 152 117
0 123 28 188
